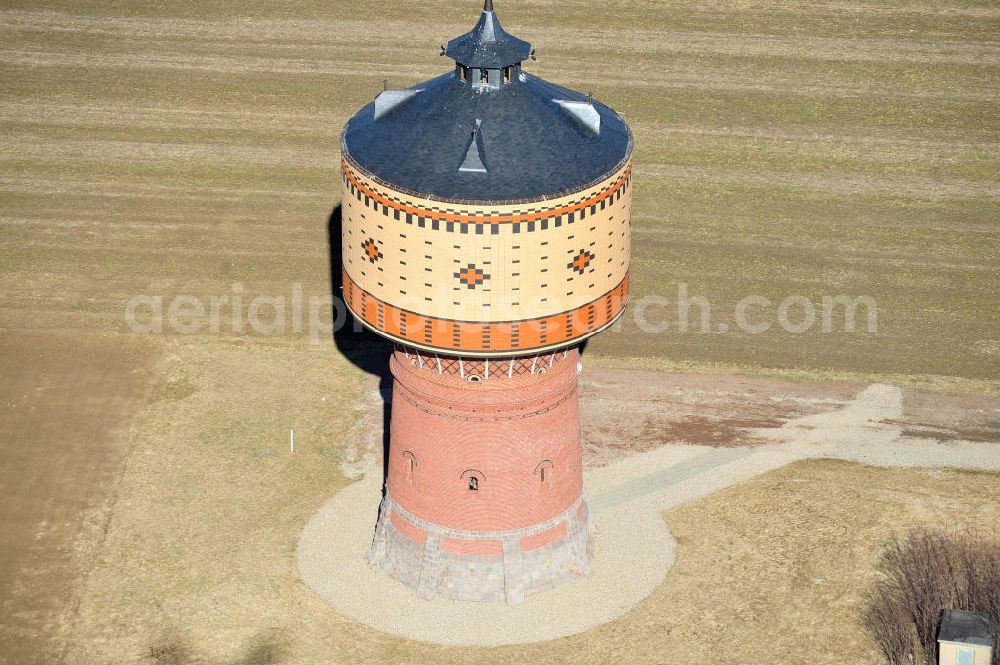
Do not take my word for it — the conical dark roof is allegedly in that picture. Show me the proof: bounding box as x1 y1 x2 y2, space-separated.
341 3 632 203
444 1 532 69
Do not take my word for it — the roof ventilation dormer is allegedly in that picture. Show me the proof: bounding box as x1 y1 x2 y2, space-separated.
554 98 602 135
459 120 488 174
374 86 422 121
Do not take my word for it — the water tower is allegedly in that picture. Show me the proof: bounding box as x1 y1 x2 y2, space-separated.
340 0 632 603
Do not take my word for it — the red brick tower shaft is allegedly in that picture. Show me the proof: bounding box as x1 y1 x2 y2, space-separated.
369 347 591 603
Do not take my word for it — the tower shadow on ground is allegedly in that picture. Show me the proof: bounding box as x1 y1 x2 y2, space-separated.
326 204 394 487
325 203 590 492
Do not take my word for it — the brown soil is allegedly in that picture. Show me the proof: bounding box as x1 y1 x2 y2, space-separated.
0 331 162 663
894 387 1000 443
580 369 1000 465
580 368 859 464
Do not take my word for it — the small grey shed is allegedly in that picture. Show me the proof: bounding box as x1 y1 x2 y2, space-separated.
938 609 995 665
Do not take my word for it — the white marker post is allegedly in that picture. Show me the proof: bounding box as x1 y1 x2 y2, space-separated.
290 429 295 453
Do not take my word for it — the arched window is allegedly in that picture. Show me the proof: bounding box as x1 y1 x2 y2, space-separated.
534 460 554 486
402 451 417 482
460 469 484 493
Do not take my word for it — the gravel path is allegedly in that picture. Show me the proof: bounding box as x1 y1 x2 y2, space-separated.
297 382 1000 646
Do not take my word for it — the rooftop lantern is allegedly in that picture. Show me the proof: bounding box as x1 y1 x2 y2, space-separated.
444 0 532 90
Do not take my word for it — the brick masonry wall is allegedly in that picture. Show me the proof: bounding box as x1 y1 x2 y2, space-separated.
386 348 584 532
340 158 632 356
368 347 592 603
370 491 592 604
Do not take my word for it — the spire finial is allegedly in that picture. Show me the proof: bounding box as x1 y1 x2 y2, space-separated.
443 0 531 69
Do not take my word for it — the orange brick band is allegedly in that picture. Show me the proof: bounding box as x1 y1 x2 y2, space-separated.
343 267 630 356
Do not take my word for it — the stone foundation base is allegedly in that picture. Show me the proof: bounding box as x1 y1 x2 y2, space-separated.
368 492 593 604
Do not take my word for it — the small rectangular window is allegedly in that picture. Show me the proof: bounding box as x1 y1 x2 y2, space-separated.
503 67 511 83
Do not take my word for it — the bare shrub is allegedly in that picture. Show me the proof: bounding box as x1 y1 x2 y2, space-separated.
862 528 1000 665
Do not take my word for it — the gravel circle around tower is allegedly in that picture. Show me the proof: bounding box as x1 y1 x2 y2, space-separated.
296 463 674 646
298 382 1000 646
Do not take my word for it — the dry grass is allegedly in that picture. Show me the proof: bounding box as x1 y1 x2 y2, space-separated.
56 337 363 664
0 331 162 664
0 0 997 387
636 460 1000 665
56 410 1000 665
1 0 998 661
